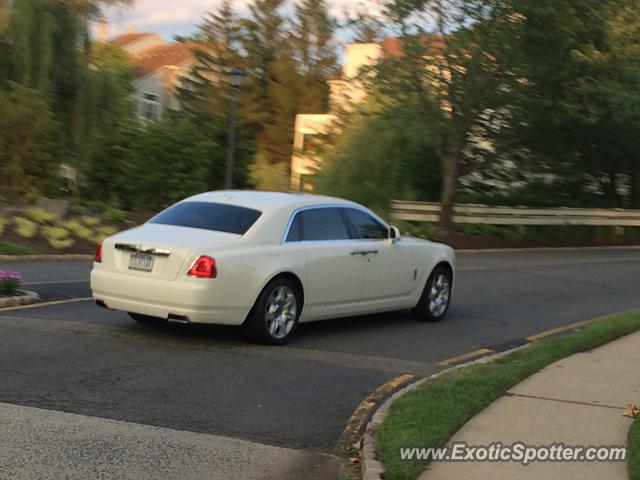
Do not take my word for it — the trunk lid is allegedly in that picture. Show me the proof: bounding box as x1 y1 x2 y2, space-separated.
102 224 240 280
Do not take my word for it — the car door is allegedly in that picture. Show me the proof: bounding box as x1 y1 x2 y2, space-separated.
284 207 366 320
340 207 416 309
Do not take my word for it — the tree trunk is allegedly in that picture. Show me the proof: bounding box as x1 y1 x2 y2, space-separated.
438 150 461 233
631 162 640 209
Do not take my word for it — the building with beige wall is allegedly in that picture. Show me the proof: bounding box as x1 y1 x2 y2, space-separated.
291 39 402 191
111 32 194 123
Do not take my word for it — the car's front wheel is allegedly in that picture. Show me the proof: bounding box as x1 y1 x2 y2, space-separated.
243 277 301 345
128 312 168 326
412 265 452 322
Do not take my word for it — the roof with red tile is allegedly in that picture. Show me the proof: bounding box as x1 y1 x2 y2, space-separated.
111 32 155 47
131 43 193 79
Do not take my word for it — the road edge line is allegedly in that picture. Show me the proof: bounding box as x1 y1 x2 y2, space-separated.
0 296 93 312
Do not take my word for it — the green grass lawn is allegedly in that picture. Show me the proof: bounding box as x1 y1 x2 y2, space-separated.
376 310 640 480
0 240 37 255
630 417 640 480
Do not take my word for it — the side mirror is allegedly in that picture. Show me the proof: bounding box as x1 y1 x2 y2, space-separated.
389 226 401 243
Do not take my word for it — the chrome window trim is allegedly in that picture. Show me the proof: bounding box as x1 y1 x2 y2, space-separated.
281 204 389 244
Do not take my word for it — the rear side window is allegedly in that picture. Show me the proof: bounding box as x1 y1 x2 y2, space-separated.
286 207 351 242
341 208 388 239
150 202 261 235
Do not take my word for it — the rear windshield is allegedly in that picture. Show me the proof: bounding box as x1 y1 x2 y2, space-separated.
149 202 262 235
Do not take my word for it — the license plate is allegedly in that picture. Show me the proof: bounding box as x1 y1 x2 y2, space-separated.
128 253 155 272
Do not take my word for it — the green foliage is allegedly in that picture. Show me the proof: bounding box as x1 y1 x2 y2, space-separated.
48 237 74 249
105 208 125 224
315 101 441 211
127 116 215 210
13 217 37 238
42 226 68 241
0 83 54 196
96 225 117 241
63 219 95 242
0 217 6 235
80 216 100 228
0 279 19 296
0 240 37 255
25 207 55 224
42 225 73 249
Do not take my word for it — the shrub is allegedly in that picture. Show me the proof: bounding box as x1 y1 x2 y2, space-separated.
0 217 6 235
43 226 69 241
64 219 94 242
49 238 75 250
68 202 86 215
97 226 117 240
106 207 126 224
0 269 21 296
25 191 41 205
13 217 37 238
81 215 100 228
25 207 55 224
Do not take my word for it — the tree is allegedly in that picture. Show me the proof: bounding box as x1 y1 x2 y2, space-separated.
315 99 441 211
83 41 139 205
0 82 54 196
180 0 253 190
128 115 216 210
506 0 640 208
376 0 525 231
242 0 337 189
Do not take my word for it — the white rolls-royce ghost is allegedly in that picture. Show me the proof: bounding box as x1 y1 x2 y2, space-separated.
91 191 455 345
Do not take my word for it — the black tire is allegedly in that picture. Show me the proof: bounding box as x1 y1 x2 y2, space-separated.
128 312 168 326
243 277 301 345
411 265 452 322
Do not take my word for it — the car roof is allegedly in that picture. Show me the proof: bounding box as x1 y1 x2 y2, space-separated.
185 190 359 213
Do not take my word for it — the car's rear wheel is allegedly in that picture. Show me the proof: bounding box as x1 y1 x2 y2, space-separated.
412 265 452 322
128 312 168 326
243 277 301 345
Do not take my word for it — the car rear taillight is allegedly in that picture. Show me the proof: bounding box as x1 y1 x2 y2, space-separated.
95 242 102 263
188 256 216 278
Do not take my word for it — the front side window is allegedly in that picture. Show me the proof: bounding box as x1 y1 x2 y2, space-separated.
341 208 388 240
150 202 261 235
285 207 351 242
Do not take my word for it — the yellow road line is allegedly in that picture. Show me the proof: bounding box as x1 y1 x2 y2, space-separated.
438 348 494 366
21 279 88 286
0 297 93 313
340 373 414 444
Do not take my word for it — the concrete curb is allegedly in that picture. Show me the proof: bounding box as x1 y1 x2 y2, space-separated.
0 254 94 262
358 345 530 480
0 290 40 308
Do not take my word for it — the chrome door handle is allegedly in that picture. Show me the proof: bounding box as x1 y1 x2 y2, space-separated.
351 249 379 256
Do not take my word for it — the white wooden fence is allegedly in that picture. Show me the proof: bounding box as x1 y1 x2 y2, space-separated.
390 200 640 227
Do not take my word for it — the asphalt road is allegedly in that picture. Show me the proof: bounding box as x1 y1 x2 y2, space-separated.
1 248 639 478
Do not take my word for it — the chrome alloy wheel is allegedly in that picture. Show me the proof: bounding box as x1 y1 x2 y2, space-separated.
428 273 450 318
265 285 297 339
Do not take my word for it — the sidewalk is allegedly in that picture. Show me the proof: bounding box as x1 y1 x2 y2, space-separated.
421 330 640 480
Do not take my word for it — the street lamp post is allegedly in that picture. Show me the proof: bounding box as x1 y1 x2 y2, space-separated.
224 67 246 190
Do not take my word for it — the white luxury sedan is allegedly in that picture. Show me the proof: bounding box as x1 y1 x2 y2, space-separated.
91 191 455 345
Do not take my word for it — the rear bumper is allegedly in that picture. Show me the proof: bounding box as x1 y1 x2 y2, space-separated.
90 267 250 326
